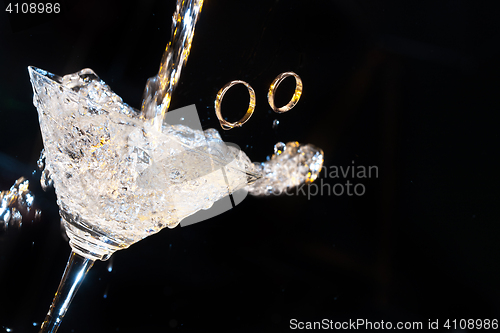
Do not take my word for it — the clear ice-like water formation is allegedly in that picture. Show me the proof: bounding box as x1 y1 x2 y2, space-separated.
248 141 324 196
29 66 258 260
29 66 324 260
30 0 323 330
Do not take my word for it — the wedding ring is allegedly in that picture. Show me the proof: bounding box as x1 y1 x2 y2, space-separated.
215 80 256 130
267 71 302 113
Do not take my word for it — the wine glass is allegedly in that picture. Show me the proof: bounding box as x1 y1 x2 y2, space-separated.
29 66 257 333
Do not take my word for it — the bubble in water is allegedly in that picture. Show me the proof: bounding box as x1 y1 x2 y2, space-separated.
272 119 279 129
10 208 22 227
274 142 286 156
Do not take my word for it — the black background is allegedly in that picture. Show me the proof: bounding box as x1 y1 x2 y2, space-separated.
1 0 500 332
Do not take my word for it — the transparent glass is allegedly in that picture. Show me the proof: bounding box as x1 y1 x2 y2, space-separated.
39 252 94 333
29 65 257 332
28 63 324 332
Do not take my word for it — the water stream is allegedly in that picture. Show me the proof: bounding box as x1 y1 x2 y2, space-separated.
140 0 204 131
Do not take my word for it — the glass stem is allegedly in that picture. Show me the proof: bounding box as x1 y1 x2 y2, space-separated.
39 251 95 333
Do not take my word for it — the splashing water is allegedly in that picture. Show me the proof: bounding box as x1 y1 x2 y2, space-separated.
27 2 324 332
0 177 40 230
29 66 259 259
274 142 286 155
249 142 324 196
141 0 204 131
27 0 324 257
38 149 53 191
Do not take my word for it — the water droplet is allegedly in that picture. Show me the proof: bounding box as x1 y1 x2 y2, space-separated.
272 119 279 129
37 149 45 170
0 177 39 230
274 142 286 156
107 256 114 272
103 285 109 299
40 169 53 191
0 207 11 226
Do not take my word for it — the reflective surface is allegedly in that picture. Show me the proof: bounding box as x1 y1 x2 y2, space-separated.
267 72 302 113
39 252 94 333
141 0 204 129
1 0 500 332
29 66 258 260
215 80 256 130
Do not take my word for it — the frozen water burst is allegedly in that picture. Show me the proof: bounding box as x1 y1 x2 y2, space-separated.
29 66 259 258
248 141 324 196
29 66 324 258
38 149 53 191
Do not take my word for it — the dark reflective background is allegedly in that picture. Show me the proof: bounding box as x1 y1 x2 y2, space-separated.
1 0 500 332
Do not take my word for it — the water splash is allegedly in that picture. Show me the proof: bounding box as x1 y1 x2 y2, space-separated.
107 256 114 273
273 142 286 155
0 177 40 230
38 149 53 191
29 66 257 255
141 0 204 131
248 142 324 196
272 119 279 129
103 284 109 299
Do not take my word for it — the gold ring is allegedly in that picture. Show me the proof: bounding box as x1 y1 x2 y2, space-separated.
267 71 302 113
215 80 256 130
